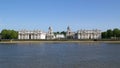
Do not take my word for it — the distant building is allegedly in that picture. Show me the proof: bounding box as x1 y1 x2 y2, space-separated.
77 29 101 39
46 27 55 39
18 30 46 39
66 26 75 39
55 34 65 39
18 26 101 40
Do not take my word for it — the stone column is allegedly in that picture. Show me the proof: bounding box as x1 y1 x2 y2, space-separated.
22 34 23 39
27 34 28 39
24 34 26 39
18 34 20 39
31 34 33 39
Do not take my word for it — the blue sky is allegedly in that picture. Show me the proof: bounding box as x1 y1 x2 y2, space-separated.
0 0 120 32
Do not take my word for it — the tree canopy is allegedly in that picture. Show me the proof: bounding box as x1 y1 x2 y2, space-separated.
113 28 120 37
102 28 120 39
54 31 66 36
1 29 18 39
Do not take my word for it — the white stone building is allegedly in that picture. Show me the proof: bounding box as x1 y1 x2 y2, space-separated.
18 30 46 39
46 27 55 39
55 34 65 39
66 26 75 39
18 26 101 40
77 29 101 39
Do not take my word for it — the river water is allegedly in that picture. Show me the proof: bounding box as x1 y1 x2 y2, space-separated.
0 42 120 68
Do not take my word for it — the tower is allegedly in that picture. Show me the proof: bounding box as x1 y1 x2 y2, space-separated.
66 26 74 39
67 26 71 31
67 26 71 35
46 26 55 39
48 26 53 34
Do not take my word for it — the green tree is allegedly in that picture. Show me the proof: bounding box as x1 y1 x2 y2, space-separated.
1 29 8 39
10 30 18 39
1 29 18 39
113 28 120 37
61 31 66 36
102 32 107 39
56 32 60 34
107 29 113 38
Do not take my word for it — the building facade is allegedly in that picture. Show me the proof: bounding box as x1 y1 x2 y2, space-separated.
77 29 101 39
66 26 75 39
18 30 46 39
46 27 55 39
18 27 101 40
55 34 65 39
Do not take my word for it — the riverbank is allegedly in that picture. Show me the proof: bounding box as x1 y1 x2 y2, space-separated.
0 40 120 44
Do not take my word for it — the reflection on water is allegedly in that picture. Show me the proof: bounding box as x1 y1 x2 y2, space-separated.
0 43 120 68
